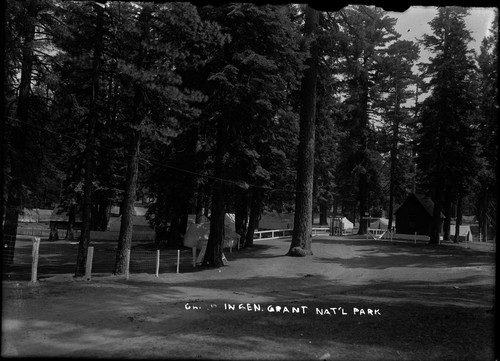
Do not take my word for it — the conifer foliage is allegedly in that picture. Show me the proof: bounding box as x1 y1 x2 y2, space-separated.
2 3 497 274
415 7 481 244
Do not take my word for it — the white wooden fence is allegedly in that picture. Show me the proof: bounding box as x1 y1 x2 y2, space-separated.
253 227 330 241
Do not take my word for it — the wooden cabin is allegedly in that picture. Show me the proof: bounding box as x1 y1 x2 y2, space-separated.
394 193 444 236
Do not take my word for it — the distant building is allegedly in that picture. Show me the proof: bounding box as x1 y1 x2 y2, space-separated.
49 205 82 230
18 208 53 223
107 205 153 232
394 193 444 236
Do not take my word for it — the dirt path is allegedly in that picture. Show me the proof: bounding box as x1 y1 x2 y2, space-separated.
2 236 496 360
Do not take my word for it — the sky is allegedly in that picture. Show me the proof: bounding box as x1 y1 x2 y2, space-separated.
388 6 497 55
383 6 497 106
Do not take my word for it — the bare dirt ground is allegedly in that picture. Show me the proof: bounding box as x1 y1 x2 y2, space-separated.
2 235 496 360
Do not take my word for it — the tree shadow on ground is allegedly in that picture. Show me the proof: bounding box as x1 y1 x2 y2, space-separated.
311 238 494 269
2 270 495 360
3 235 495 360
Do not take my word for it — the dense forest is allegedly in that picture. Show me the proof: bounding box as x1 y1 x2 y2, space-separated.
2 2 498 273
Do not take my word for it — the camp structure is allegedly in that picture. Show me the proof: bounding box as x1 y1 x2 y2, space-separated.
330 216 354 235
183 213 239 267
394 193 444 236
183 213 239 248
369 217 394 231
49 205 82 229
107 205 153 232
449 224 474 242
105 204 155 241
19 208 53 224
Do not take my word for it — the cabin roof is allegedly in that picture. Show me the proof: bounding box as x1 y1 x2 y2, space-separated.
395 193 445 218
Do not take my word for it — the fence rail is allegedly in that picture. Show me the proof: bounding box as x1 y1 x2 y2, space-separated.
253 227 329 240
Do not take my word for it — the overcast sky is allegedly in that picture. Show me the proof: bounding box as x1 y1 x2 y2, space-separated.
388 6 497 55
382 6 497 106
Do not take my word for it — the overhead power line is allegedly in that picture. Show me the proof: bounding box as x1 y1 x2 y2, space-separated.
7 117 304 194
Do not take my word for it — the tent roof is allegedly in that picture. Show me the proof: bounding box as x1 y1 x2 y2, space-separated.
395 193 445 218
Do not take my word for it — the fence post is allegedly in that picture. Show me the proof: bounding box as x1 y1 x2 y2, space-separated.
176 249 180 273
31 237 40 283
85 246 94 281
155 249 160 277
125 249 131 280
414 232 417 244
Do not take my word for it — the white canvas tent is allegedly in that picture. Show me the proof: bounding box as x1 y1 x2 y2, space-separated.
369 217 393 230
183 214 239 266
449 225 474 242
107 206 152 231
341 217 354 230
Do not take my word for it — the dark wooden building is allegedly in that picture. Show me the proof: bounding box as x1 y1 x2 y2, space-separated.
394 193 444 236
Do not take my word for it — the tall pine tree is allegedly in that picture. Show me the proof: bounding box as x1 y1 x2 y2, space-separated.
416 7 478 244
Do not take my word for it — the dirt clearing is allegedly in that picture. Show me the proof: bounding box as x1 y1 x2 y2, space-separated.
2 236 496 360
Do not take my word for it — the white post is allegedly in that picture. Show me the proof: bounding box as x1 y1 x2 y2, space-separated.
125 249 130 280
465 231 469 249
155 249 160 277
176 249 180 273
414 232 417 244
31 237 40 283
85 246 94 281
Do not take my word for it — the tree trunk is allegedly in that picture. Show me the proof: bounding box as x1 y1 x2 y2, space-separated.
204 186 225 267
454 191 463 243
235 188 249 247
388 99 400 231
114 5 154 273
429 113 447 244
443 186 452 241
168 128 199 247
195 191 204 224
1 0 5 240
2 207 19 265
49 222 59 241
430 180 444 244
203 141 226 267
288 6 320 257
356 77 370 235
357 173 369 235
3 0 37 265
245 189 261 248
319 203 328 225
98 199 111 231
75 3 104 277
66 204 76 241
203 114 228 267
114 130 141 274
478 186 489 242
